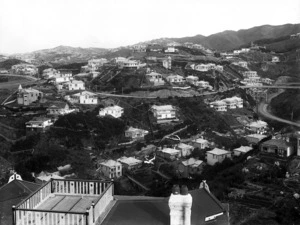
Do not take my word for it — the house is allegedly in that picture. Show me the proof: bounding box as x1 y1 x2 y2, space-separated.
232 61 247 68
192 138 209 149
223 98 237 109
165 47 177 53
261 78 274 85
66 91 98 104
192 44 205 50
260 138 295 157
119 59 142 69
229 96 243 108
272 56 280 63
209 100 227 111
163 56 172 69
50 75 72 84
113 57 127 65
34 171 64 184
197 80 212 89
11 64 38 75
147 44 163 52
99 105 124 118
178 158 205 178
215 65 224 72
118 156 143 171
157 148 181 161
125 127 149 140
245 134 268 145
176 143 194 157
98 159 122 178
246 120 268 134
132 45 147 52
58 69 72 78
233 146 253 156
166 74 185 85
194 64 210 72
0 173 41 225
88 58 108 71
151 105 177 122
12 179 229 225
243 71 258 78
26 117 53 134
62 80 85 91
206 148 232 166
17 85 43 105
146 72 165 86
42 68 60 79
186 75 199 85
47 102 75 116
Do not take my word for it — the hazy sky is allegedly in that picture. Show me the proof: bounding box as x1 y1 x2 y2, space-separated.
0 0 299 54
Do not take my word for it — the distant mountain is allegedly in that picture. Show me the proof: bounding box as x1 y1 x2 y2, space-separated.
169 23 300 51
12 45 109 64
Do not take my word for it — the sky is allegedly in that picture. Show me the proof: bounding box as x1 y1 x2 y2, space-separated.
0 0 300 54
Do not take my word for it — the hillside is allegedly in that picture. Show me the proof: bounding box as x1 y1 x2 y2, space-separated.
0 59 27 70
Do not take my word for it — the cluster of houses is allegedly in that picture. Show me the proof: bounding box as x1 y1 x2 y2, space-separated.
11 63 38 75
209 96 243 111
241 70 274 86
290 32 300 39
189 63 224 72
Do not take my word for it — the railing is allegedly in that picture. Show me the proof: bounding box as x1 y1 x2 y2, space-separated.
14 179 113 225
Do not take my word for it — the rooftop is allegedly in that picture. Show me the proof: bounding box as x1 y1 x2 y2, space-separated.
193 138 209 144
234 146 253 153
118 157 142 166
182 158 204 167
262 138 293 148
99 159 121 168
151 105 175 111
160 148 180 155
207 148 231 155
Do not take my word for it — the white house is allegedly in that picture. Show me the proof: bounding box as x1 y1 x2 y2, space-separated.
125 127 149 140
229 96 243 108
164 47 177 53
194 64 211 72
88 58 108 71
209 100 227 111
146 72 165 86
47 102 75 116
62 80 85 91
66 91 98 104
233 146 253 156
261 78 274 85
176 143 194 157
151 105 177 122
163 56 172 70
98 160 122 179
99 105 124 118
178 158 205 178
186 76 199 85
232 61 248 68
42 68 60 79
166 74 185 85
197 80 211 89
243 71 258 78
206 148 232 166
118 157 143 171
157 148 181 161
246 120 268 134
192 138 209 149
119 59 142 69
26 117 53 133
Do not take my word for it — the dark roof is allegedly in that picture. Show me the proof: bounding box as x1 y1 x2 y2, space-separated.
47 102 68 109
101 188 228 225
261 139 293 148
0 179 41 225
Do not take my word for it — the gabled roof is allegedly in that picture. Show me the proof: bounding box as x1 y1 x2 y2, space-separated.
47 102 68 109
182 158 204 167
98 159 121 168
234 146 253 153
72 91 96 97
261 139 293 148
0 179 41 225
151 105 175 111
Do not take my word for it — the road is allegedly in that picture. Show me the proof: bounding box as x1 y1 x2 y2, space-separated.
257 90 300 128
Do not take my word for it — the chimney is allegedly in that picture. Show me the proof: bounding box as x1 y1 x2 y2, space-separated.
169 185 192 225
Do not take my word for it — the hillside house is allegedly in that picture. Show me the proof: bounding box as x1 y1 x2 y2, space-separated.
11 64 38 75
246 120 268 134
88 58 108 71
62 80 85 91
99 105 124 118
119 59 143 69
50 75 72 84
151 105 177 122
192 44 205 50
12 179 229 225
157 148 181 161
42 68 60 79
243 71 258 78
176 143 194 157
66 91 98 104
192 138 209 149
177 158 205 178
206 148 232 166
272 56 280 63
17 85 43 105
59 69 72 78
163 56 172 70
223 96 243 109
165 47 177 53
197 80 211 89
209 100 227 111
118 157 143 171
132 44 147 52
146 72 165 86
245 134 268 145
260 138 295 157
215 65 224 72
261 78 274 85
194 64 210 72
125 127 149 140
98 159 122 179
47 102 75 116
113 57 127 65
232 61 248 68
186 75 199 85
26 117 53 134
233 146 253 156
166 74 185 85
